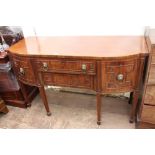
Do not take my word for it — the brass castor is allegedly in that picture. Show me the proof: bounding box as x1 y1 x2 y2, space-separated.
97 121 101 125
47 112 52 116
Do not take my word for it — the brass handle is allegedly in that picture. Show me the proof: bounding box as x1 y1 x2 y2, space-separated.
90 64 94 70
82 64 87 72
117 74 124 81
43 62 48 71
19 67 25 75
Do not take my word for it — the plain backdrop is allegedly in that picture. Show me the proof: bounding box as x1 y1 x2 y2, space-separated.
1 0 155 155
1 0 155 36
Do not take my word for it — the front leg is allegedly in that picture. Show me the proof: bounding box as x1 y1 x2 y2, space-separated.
39 86 51 116
96 93 102 125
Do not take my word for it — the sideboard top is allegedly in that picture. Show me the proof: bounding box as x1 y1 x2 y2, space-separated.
8 36 148 58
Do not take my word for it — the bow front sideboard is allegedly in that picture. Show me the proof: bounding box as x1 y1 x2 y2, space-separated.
7 36 148 125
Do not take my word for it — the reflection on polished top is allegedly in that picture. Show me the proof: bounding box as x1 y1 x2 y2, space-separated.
8 36 148 57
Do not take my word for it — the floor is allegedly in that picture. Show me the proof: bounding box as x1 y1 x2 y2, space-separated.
0 88 135 129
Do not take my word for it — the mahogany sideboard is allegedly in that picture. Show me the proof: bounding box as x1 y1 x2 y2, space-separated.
7 36 148 125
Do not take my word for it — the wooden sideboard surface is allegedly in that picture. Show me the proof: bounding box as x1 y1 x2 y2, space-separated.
7 36 148 125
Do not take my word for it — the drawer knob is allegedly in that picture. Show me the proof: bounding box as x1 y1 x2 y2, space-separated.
82 64 87 71
43 62 48 71
117 74 124 81
19 67 25 75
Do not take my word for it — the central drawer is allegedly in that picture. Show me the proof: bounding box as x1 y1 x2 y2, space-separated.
33 59 96 75
33 58 97 90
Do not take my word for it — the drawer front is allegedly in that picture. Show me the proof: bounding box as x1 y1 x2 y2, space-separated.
148 65 155 84
141 105 155 124
150 49 155 64
151 54 155 64
144 86 155 105
13 57 36 84
41 72 94 89
33 59 96 75
101 59 138 93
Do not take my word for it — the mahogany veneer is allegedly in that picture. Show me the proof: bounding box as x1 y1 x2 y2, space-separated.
7 36 148 125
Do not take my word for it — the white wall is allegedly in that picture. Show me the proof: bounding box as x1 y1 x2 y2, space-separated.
22 26 146 36
2 0 155 36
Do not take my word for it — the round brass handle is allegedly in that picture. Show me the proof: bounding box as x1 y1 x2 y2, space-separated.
19 67 25 75
117 74 124 81
82 64 87 72
43 62 48 71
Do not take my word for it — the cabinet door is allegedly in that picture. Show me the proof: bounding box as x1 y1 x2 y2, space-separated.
12 56 36 85
101 59 138 93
